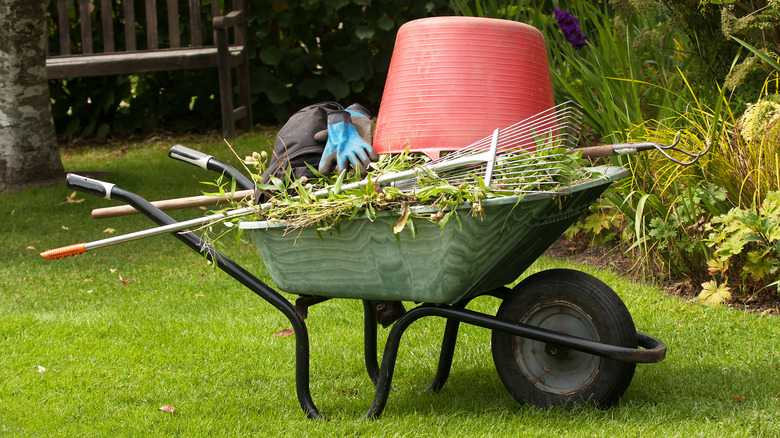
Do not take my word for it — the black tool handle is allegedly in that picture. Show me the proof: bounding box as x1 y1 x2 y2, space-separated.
66 173 116 199
169 145 255 190
169 145 213 170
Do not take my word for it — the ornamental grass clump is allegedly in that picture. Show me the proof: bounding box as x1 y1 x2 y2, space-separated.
601 75 780 304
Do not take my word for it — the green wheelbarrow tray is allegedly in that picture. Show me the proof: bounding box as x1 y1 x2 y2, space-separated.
239 166 629 304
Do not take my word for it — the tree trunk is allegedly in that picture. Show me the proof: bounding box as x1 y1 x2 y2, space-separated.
0 0 63 192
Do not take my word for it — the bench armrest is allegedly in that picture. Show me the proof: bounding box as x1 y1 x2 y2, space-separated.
213 10 245 30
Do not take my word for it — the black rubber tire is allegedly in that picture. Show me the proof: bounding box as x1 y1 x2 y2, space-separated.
491 269 637 408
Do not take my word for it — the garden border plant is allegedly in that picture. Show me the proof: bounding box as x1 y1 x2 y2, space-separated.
451 0 780 308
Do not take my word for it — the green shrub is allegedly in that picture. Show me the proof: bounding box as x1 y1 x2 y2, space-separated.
705 190 780 297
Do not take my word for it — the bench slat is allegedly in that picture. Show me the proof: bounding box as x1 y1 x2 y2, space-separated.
101 0 115 52
145 0 158 49
79 0 93 54
123 0 137 51
46 46 246 79
57 0 71 55
189 0 203 47
167 0 180 48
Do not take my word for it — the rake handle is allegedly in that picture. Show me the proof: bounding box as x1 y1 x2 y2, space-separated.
576 144 621 159
91 189 254 219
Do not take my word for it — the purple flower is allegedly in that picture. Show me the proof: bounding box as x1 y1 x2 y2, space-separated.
554 8 587 50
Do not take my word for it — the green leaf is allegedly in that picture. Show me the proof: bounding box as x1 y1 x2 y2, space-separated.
265 85 291 104
269 175 287 193
439 211 454 228
259 46 284 66
407 216 417 238
327 0 350 10
350 80 365 93
716 236 748 260
377 16 395 31
297 78 322 99
333 170 346 194
96 123 110 139
355 25 375 40
325 77 350 100
80 120 96 138
732 37 780 72
698 280 732 306
743 251 774 280
339 60 365 82
255 183 277 192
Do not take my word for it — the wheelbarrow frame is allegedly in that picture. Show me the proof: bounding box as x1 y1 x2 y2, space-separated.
62 147 666 420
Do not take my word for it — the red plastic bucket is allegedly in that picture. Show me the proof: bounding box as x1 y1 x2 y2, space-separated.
373 16 555 159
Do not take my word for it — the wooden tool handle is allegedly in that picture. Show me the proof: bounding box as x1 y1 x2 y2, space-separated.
575 144 616 159
91 189 254 219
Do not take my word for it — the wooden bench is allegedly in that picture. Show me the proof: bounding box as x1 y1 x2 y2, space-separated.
47 0 252 139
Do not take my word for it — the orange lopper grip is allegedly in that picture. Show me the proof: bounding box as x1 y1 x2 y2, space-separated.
40 243 87 260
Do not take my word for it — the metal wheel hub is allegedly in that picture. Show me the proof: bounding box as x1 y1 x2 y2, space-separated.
513 301 601 395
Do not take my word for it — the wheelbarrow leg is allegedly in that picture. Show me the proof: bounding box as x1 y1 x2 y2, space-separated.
426 299 477 392
426 317 460 392
107 186 323 419
221 256 320 419
365 305 443 418
362 300 380 384
364 301 460 392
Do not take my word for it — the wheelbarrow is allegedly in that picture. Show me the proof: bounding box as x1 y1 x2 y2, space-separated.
46 142 668 419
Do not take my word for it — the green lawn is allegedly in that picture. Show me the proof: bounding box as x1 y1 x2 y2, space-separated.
1 132 778 437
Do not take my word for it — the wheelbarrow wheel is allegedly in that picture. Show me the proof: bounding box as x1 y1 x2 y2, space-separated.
491 269 637 408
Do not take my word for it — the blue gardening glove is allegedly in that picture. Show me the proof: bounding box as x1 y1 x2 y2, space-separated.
313 103 374 145
318 107 379 176
344 103 374 147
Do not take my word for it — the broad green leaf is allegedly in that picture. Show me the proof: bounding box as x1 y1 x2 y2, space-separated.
339 60 365 82
297 78 321 99
377 16 395 31
355 26 375 40
265 85 291 104
743 251 774 280
698 280 732 306
716 237 748 260
259 46 284 66
96 123 110 139
325 78 349 100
